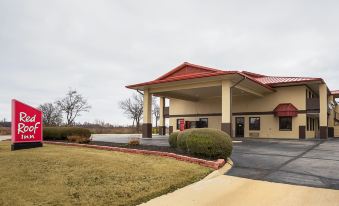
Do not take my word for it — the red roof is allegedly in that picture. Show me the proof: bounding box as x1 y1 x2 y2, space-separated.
254 76 323 85
332 90 339 95
126 62 326 90
274 103 298 117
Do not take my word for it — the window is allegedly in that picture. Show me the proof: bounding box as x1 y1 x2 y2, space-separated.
199 118 208 128
176 119 184 130
307 117 317 131
249 117 260 130
279 117 292 131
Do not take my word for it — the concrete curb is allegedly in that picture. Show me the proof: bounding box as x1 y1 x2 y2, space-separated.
45 141 226 170
203 158 233 181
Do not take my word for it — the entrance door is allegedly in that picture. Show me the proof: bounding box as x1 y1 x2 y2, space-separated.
235 117 245 137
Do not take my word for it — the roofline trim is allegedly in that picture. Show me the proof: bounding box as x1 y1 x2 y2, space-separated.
155 62 223 81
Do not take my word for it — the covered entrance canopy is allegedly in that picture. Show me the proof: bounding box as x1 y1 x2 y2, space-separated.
126 62 274 138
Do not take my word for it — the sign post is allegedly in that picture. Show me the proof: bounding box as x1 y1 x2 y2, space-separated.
11 99 43 150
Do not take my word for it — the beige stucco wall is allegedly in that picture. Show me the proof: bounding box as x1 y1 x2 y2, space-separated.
335 104 339 137
328 95 335 127
231 114 306 139
232 85 307 112
334 126 339 138
169 98 222 132
168 85 311 139
232 86 308 139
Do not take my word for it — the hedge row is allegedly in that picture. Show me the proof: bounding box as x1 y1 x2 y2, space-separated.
169 128 233 160
43 127 91 141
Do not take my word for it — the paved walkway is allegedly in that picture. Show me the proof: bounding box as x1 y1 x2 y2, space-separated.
227 139 339 189
141 175 339 206
91 134 170 146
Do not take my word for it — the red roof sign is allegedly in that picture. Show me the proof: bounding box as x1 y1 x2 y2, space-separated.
11 99 43 143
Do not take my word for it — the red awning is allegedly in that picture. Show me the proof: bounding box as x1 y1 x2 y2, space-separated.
274 103 298 117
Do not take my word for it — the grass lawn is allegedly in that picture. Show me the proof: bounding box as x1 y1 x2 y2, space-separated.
0 141 211 206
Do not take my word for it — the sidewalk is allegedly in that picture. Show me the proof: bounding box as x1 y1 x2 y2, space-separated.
140 175 339 206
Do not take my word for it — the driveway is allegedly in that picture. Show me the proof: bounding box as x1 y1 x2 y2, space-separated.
91 134 170 146
0 135 10 141
227 139 339 189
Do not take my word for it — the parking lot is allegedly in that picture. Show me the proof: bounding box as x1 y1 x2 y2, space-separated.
227 139 339 189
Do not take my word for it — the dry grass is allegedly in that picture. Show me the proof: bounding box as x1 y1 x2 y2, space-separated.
0 141 211 206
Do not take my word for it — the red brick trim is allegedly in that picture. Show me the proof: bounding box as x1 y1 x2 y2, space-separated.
45 141 226 170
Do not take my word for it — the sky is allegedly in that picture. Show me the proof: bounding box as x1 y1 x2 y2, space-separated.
0 0 338 125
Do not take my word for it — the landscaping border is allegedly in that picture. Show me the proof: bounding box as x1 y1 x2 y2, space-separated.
45 141 226 170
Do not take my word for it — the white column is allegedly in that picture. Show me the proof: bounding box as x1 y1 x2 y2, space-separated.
159 97 165 127
328 95 334 127
159 97 165 135
143 89 152 124
319 83 328 139
221 80 232 136
142 89 152 138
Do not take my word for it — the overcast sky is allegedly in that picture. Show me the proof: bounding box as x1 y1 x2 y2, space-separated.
1 0 338 125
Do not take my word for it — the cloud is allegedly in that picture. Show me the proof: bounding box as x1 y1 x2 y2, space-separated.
1 0 338 124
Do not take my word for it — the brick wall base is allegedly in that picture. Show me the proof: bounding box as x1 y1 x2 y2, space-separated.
45 141 226 170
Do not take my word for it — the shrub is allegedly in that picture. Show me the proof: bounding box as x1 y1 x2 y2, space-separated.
67 135 91 144
128 138 140 146
43 127 91 141
184 128 233 159
176 130 192 151
152 127 159 134
168 132 179 148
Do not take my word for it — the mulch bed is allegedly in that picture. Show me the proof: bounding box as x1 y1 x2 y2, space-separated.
45 140 216 161
90 141 183 153
89 141 217 161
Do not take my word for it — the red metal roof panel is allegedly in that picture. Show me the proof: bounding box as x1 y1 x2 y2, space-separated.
126 62 327 91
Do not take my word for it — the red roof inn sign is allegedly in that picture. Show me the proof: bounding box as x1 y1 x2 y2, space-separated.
11 99 43 150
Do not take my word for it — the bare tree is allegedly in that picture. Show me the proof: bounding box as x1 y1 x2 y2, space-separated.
56 89 91 126
152 97 160 127
119 93 143 131
39 103 63 126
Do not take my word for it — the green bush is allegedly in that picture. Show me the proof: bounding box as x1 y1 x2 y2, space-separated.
168 132 179 148
177 130 192 151
43 127 91 141
183 128 233 159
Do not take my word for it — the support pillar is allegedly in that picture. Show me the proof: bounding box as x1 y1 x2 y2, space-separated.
319 84 328 139
221 80 232 137
142 89 152 138
328 95 335 138
158 97 166 135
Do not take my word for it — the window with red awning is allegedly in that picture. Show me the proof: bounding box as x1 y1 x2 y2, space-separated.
274 103 298 117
